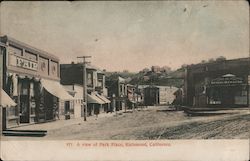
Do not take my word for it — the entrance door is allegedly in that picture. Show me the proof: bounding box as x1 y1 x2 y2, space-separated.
44 91 54 120
20 95 30 123
19 79 30 123
65 101 70 114
221 87 234 107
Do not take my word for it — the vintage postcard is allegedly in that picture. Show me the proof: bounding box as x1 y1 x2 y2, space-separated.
0 1 249 161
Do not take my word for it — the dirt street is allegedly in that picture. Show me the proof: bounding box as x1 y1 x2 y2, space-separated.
3 106 250 140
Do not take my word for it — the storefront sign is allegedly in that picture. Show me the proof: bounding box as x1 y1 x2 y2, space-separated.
210 76 244 85
9 55 38 71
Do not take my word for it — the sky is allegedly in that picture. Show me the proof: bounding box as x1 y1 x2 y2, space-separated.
0 1 249 72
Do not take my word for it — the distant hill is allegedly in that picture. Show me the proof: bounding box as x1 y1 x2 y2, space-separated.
168 67 185 79
106 67 185 88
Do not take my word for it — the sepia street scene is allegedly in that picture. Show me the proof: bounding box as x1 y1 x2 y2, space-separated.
0 1 249 140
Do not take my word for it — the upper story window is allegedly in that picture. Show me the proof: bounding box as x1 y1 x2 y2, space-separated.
9 45 22 56
97 74 103 80
50 60 59 77
24 51 38 61
120 84 124 95
87 73 93 86
39 56 49 75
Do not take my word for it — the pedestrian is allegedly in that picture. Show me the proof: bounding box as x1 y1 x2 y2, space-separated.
54 107 60 120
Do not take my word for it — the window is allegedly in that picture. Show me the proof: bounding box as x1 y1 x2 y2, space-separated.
30 98 36 115
24 51 37 61
7 106 18 117
50 60 59 77
208 89 221 104
87 73 93 86
97 81 103 87
9 45 22 56
235 87 248 105
39 56 49 75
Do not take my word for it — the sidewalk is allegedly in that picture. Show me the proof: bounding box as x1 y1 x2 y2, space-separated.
9 111 123 131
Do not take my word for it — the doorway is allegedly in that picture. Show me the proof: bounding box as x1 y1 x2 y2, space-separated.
19 79 30 123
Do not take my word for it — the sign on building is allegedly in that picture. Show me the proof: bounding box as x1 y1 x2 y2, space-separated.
9 54 38 71
210 76 244 86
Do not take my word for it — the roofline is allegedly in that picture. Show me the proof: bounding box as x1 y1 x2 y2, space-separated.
60 63 105 72
187 57 250 69
0 35 59 61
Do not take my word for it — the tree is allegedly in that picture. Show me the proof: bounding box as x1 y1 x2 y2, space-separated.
201 60 206 64
216 56 226 62
160 66 171 74
208 58 215 63
181 64 188 68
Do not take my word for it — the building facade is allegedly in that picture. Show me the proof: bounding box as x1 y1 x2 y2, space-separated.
143 86 160 106
184 58 250 108
1 36 73 128
60 63 110 116
106 76 127 111
138 85 177 106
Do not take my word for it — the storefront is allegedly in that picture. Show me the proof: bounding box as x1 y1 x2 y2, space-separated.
1 35 73 128
94 92 111 113
1 89 17 130
184 57 250 108
207 74 248 107
87 93 105 116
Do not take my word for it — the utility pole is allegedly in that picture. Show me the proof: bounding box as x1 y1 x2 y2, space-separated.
0 42 6 135
77 56 91 121
0 45 3 134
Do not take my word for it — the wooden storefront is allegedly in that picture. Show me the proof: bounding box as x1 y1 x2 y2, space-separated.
184 58 250 108
1 35 73 128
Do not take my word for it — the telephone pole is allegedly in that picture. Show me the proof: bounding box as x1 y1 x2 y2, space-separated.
77 56 91 121
0 44 4 134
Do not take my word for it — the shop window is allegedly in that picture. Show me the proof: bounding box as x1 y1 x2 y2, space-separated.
30 98 36 116
235 88 248 105
87 73 93 86
209 89 221 104
97 81 103 87
70 104 74 114
7 106 18 118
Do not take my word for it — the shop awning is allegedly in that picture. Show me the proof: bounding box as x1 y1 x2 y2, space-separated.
1 89 16 107
87 94 105 104
95 94 111 104
41 79 74 101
